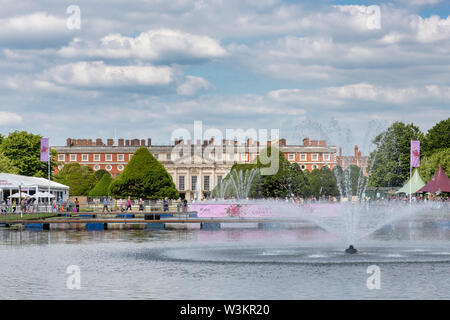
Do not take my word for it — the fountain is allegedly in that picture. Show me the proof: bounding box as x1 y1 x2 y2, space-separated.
191 119 447 254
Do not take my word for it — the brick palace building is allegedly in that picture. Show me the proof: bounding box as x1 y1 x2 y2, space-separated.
53 137 341 200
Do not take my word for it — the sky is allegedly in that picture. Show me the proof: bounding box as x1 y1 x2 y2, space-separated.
0 0 449 155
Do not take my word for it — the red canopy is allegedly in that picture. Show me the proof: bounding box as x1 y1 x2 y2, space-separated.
418 165 450 193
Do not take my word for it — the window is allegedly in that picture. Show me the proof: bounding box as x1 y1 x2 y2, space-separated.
312 165 318 169
240 153 247 161
301 165 306 170
94 165 100 171
81 154 88 162
217 175 222 185
288 153 295 161
106 165 112 171
58 154 65 162
106 154 112 162
323 154 330 161
129 154 134 161
118 165 124 171
204 176 210 191
117 154 124 162
70 154 77 162
179 176 185 191
94 154 100 162
300 154 307 161
191 176 197 191
154 153 159 160
312 154 319 161
58 165 64 170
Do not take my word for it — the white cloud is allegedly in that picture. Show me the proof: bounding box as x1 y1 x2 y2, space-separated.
43 61 174 87
177 76 214 96
268 83 450 105
58 29 227 62
0 111 23 125
0 12 69 45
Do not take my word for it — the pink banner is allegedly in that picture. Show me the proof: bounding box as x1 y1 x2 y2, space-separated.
410 140 420 167
189 203 342 218
40 138 49 162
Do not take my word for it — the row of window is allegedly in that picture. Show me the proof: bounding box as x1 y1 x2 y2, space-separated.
178 175 222 192
58 152 332 163
287 153 331 162
58 154 131 162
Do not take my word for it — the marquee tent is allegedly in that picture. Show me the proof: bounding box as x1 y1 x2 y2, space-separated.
418 165 450 193
395 169 426 195
0 172 69 202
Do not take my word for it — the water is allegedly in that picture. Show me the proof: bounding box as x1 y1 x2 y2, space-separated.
1 217 449 299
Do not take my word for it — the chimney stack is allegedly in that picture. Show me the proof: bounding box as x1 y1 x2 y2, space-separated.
118 139 124 147
303 137 310 146
147 138 152 147
107 139 114 146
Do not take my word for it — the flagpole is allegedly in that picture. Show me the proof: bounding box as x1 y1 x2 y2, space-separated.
48 155 51 213
409 152 412 204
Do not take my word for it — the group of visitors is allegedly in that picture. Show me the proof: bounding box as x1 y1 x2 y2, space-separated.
97 197 189 213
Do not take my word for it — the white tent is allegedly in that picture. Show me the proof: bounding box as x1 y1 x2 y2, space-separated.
0 172 69 202
32 191 55 199
8 192 32 198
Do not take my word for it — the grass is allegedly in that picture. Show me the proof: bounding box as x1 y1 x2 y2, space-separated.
0 212 58 222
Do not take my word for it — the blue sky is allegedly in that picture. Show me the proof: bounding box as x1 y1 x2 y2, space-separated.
0 0 449 155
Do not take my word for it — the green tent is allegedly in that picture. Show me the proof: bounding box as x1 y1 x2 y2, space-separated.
395 168 426 195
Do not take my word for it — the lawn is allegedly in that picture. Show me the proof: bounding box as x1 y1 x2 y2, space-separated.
0 213 58 222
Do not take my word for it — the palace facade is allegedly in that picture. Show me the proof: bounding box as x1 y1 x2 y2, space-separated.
53 137 338 200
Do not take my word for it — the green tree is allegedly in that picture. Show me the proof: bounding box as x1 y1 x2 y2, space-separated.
54 163 97 196
418 148 450 182
368 122 424 187
89 173 113 197
422 118 450 157
0 131 57 177
0 153 18 174
216 147 311 199
94 169 110 181
307 166 339 199
108 147 178 199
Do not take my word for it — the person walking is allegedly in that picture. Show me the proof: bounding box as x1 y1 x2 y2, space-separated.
102 197 110 213
139 198 144 212
163 197 169 212
75 198 80 213
126 197 132 211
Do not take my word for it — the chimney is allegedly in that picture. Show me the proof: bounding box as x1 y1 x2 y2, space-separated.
66 138 72 147
118 139 124 147
279 138 286 147
141 139 145 146
147 138 152 147
354 145 359 157
96 138 103 146
303 137 310 146
339 147 342 157
311 140 318 146
126 140 130 146
267 140 272 146
107 139 114 147
319 140 326 147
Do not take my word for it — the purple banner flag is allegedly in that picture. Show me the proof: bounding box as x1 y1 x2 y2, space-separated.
40 138 49 162
410 140 420 167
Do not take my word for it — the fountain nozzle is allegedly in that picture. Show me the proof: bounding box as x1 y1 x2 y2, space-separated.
345 245 358 254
